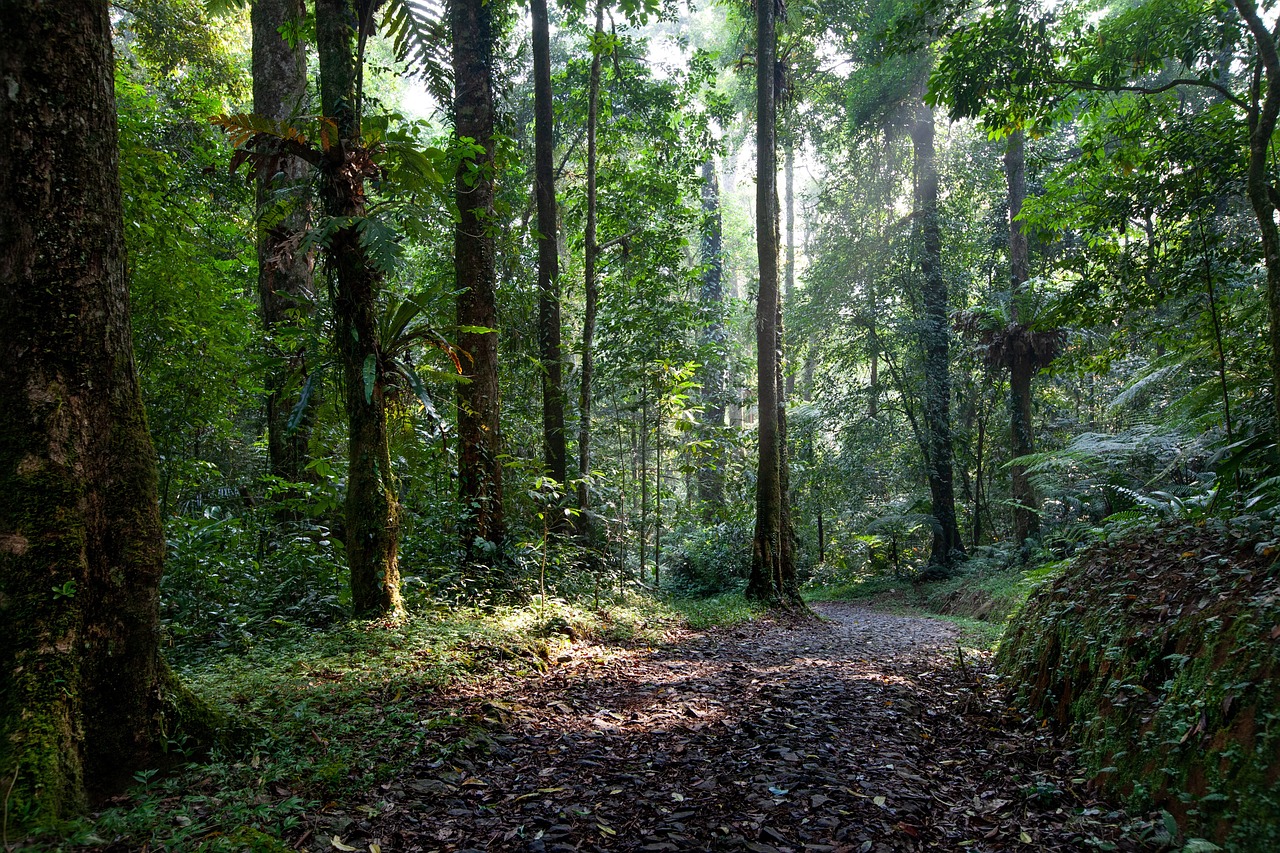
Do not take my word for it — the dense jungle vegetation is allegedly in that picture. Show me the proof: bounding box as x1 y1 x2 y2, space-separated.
3 0 1280 849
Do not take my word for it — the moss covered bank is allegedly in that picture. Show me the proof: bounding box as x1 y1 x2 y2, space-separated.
998 524 1280 850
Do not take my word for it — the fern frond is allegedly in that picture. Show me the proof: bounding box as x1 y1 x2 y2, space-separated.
381 0 452 105
211 112 309 150
356 216 404 275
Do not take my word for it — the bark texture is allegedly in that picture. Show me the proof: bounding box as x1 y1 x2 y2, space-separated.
316 0 402 616
253 0 316 486
532 0 567 492
0 0 191 820
911 100 966 573
577 0 605 525
454 0 506 561
747 0 801 607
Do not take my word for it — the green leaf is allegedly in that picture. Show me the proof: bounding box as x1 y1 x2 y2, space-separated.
363 354 377 405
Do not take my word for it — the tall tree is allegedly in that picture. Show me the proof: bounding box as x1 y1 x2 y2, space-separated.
911 97 966 573
784 138 797 399
454 0 506 561
1001 128 1054 546
577 0 606 525
0 0 197 820
697 159 727 515
747 0 802 606
253 0 316 488
315 0 403 615
532 0 567 492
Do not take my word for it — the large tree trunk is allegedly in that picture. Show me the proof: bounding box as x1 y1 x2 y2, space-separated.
0 0 195 820
577 0 605 526
253 0 316 488
453 0 506 561
911 99 966 573
315 0 402 616
697 159 726 517
1005 129 1039 545
532 0 567 494
747 0 801 607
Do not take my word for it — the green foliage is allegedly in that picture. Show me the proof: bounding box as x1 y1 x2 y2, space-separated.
998 524 1280 848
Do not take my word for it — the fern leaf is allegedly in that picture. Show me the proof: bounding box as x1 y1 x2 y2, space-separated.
355 216 404 275
381 0 452 105
211 112 309 149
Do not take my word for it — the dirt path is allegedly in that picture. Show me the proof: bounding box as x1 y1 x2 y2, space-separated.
340 604 1157 852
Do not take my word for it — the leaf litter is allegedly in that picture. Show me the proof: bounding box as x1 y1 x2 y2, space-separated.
305 604 1168 852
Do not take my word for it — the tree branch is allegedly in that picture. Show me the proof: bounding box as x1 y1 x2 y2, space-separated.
596 228 640 253
1049 75 1248 110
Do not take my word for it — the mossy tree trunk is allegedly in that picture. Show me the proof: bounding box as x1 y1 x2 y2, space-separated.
315 0 402 616
453 0 506 563
0 0 188 821
253 0 317 490
912 97 966 574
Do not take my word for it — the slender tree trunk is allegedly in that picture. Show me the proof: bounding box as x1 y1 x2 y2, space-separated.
1005 129 1039 545
747 0 801 606
578 0 605 526
784 139 797 399
453 0 506 562
912 98 966 573
0 0 197 819
315 0 402 616
654 403 662 588
532 0 567 494
639 389 648 580
698 160 726 516
253 0 315 488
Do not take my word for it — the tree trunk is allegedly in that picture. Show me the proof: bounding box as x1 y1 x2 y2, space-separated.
315 0 402 616
578 0 605 525
639 389 648 580
1005 129 1039 545
911 98 966 573
654 402 662 588
532 0 567 494
1234 0 1280 443
697 159 726 516
253 0 316 488
784 139 797 399
747 0 801 607
453 0 506 562
0 0 197 820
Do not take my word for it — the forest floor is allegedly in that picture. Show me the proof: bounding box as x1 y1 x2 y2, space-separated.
306 603 1167 853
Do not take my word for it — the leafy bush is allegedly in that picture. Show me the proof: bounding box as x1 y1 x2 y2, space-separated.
663 518 753 597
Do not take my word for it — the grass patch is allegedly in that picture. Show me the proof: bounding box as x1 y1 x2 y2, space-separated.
21 593 689 852
667 591 763 629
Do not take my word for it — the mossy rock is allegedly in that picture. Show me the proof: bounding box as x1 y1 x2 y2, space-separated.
998 523 1280 850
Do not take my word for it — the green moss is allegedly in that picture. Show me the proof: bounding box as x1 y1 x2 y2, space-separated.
998 525 1280 849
